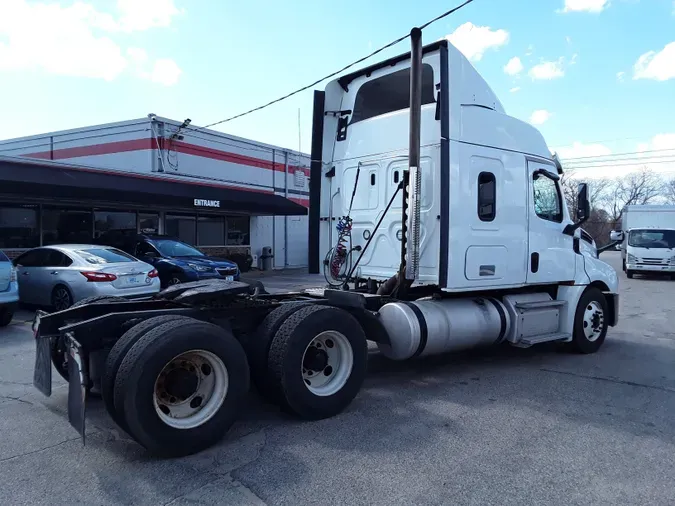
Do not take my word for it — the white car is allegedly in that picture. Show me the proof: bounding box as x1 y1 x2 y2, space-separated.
13 244 160 311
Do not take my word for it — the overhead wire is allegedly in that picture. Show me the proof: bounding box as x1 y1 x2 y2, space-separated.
192 0 476 131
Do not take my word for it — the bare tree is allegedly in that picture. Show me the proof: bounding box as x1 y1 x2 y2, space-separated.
662 178 675 204
605 167 664 221
560 171 611 219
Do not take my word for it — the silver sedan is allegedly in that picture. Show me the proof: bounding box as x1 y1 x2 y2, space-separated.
13 244 161 311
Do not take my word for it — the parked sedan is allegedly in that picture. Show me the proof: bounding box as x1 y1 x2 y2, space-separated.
12 245 160 311
0 250 19 327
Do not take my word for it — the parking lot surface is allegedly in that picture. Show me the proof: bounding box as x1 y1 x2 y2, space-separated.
1 252 674 505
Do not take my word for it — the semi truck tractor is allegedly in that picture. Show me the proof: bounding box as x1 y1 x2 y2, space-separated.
31 28 619 458
610 205 675 278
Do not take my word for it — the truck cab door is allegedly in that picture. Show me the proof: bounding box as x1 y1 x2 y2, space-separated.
526 162 577 284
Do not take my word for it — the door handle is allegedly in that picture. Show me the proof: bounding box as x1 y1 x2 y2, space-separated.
22 272 29 276
50 271 59 275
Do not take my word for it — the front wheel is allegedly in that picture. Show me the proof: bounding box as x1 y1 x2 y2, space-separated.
113 317 250 457
569 287 609 354
267 305 368 420
0 309 13 327
626 270 634 279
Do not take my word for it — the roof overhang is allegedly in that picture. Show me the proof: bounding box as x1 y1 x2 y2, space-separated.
0 157 307 216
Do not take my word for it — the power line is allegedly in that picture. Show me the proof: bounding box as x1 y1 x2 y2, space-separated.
562 148 675 162
565 159 675 170
195 0 476 131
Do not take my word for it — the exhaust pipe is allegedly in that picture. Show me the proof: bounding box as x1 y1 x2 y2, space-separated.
399 27 423 286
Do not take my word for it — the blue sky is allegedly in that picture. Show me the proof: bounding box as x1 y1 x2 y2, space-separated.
1 0 673 178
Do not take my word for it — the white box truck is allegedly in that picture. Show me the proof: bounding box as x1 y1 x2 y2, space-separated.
610 205 675 278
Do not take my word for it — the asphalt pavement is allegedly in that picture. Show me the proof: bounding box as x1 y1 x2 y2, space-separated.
0 251 673 505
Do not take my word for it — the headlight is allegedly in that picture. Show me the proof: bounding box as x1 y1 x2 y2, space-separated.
187 263 213 272
627 253 636 263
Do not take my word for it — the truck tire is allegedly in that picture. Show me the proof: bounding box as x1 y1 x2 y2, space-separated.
569 287 609 354
267 305 368 420
113 317 250 457
102 314 188 431
248 302 309 399
626 270 634 279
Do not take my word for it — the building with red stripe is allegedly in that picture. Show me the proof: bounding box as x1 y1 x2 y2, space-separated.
0 115 309 269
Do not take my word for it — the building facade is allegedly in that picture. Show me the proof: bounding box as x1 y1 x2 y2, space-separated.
0 116 309 269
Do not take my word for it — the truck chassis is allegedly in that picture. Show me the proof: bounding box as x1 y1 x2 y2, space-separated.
32 277 616 457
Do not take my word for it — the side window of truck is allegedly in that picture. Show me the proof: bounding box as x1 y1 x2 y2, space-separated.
477 172 496 222
533 172 562 223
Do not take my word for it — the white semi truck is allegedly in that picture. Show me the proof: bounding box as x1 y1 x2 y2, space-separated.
610 204 675 278
31 28 619 457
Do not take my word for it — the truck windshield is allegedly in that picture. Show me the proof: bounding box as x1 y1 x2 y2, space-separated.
351 64 436 124
628 229 675 249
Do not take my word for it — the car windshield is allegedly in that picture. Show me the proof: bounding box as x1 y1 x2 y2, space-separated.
627 229 675 249
152 239 204 257
76 248 136 264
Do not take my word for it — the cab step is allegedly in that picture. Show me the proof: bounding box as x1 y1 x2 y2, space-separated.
512 332 571 348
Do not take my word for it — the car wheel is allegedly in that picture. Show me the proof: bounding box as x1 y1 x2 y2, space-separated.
113 317 250 457
168 276 182 286
51 285 73 312
0 309 13 327
568 287 609 354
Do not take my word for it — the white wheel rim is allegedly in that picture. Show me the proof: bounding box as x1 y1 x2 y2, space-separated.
583 301 605 342
301 330 353 397
153 350 228 429
169 278 181 285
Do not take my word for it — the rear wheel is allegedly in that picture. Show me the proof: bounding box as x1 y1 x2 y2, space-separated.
248 302 309 399
569 287 608 354
114 317 249 457
51 285 73 312
267 305 368 420
0 308 13 327
102 315 188 431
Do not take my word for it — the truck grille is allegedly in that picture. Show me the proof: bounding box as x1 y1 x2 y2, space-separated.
637 257 667 266
217 268 237 277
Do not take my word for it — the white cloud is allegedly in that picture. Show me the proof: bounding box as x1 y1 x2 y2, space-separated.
616 71 626 82
566 36 572 44
525 45 534 56
510 86 521 93
529 60 565 80
150 58 182 86
444 22 509 62
633 41 675 81
570 53 578 65
560 0 610 13
504 57 524 75
0 0 182 84
652 133 675 151
530 110 552 125
553 141 612 160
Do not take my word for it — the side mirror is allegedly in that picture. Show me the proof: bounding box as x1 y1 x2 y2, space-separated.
576 183 590 222
609 230 624 242
143 251 158 259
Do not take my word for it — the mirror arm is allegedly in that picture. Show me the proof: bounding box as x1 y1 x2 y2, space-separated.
562 213 589 236
597 240 621 254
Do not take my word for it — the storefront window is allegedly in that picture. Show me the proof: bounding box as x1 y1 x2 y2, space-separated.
139 213 159 234
166 214 196 245
197 216 225 246
94 210 136 247
43 208 94 245
226 216 250 245
0 205 40 249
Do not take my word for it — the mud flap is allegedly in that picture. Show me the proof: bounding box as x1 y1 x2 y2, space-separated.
66 335 88 444
32 311 52 397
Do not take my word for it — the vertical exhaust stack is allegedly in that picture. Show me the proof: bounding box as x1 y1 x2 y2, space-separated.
403 27 423 283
